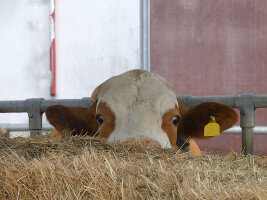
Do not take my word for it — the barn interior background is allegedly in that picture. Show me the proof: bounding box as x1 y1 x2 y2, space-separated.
0 0 266 154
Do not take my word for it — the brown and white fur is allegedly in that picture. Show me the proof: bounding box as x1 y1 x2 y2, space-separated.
46 70 237 156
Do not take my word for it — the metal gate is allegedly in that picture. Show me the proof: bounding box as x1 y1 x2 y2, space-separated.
0 93 266 155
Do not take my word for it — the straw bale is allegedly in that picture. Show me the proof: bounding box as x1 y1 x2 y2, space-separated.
0 134 266 200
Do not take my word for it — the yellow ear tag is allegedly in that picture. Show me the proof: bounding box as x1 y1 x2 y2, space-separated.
204 116 220 137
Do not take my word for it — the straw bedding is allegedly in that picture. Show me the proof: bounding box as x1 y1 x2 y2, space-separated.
0 133 266 200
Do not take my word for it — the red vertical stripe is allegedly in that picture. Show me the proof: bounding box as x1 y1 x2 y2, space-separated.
50 39 56 96
50 0 56 96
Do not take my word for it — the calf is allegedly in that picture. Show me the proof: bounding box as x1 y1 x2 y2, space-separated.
46 70 237 155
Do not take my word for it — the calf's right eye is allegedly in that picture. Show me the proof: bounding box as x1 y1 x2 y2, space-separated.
96 115 104 125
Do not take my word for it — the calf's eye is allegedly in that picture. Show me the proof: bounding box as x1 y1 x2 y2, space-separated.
172 116 179 126
96 115 104 125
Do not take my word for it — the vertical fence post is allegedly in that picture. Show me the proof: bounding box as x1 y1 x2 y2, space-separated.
235 94 255 155
140 0 150 71
25 98 44 136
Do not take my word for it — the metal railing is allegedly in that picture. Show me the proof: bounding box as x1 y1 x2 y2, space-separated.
0 94 266 155
2 124 267 135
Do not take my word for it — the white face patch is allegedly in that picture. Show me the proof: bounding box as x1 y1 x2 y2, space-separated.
95 70 178 148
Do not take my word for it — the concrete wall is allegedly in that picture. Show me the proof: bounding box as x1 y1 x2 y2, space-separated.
0 0 141 124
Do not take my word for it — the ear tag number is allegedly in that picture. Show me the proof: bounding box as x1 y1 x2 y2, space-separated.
204 116 220 137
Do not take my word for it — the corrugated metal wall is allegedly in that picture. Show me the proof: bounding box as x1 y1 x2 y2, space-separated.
151 0 267 154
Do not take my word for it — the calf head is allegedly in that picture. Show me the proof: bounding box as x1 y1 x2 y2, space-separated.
46 70 237 148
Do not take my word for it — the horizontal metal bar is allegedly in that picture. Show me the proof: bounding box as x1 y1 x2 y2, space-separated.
223 126 267 134
0 124 53 132
254 94 267 108
40 97 92 112
1 124 267 135
191 95 237 107
178 94 267 109
0 98 92 113
0 94 266 113
178 95 237 108
0 100 27 112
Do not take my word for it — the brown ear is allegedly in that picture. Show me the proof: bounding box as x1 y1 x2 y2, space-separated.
45 103 98 136
178 102 238 138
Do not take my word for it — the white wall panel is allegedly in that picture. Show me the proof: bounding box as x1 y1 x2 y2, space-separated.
0 0 50 100
56 0 140 98
0 0 141 124
0 0 50 124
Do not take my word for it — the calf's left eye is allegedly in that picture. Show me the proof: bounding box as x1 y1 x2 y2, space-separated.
172 116 180 126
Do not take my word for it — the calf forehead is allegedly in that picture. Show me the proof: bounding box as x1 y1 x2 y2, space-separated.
96 70 178 115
